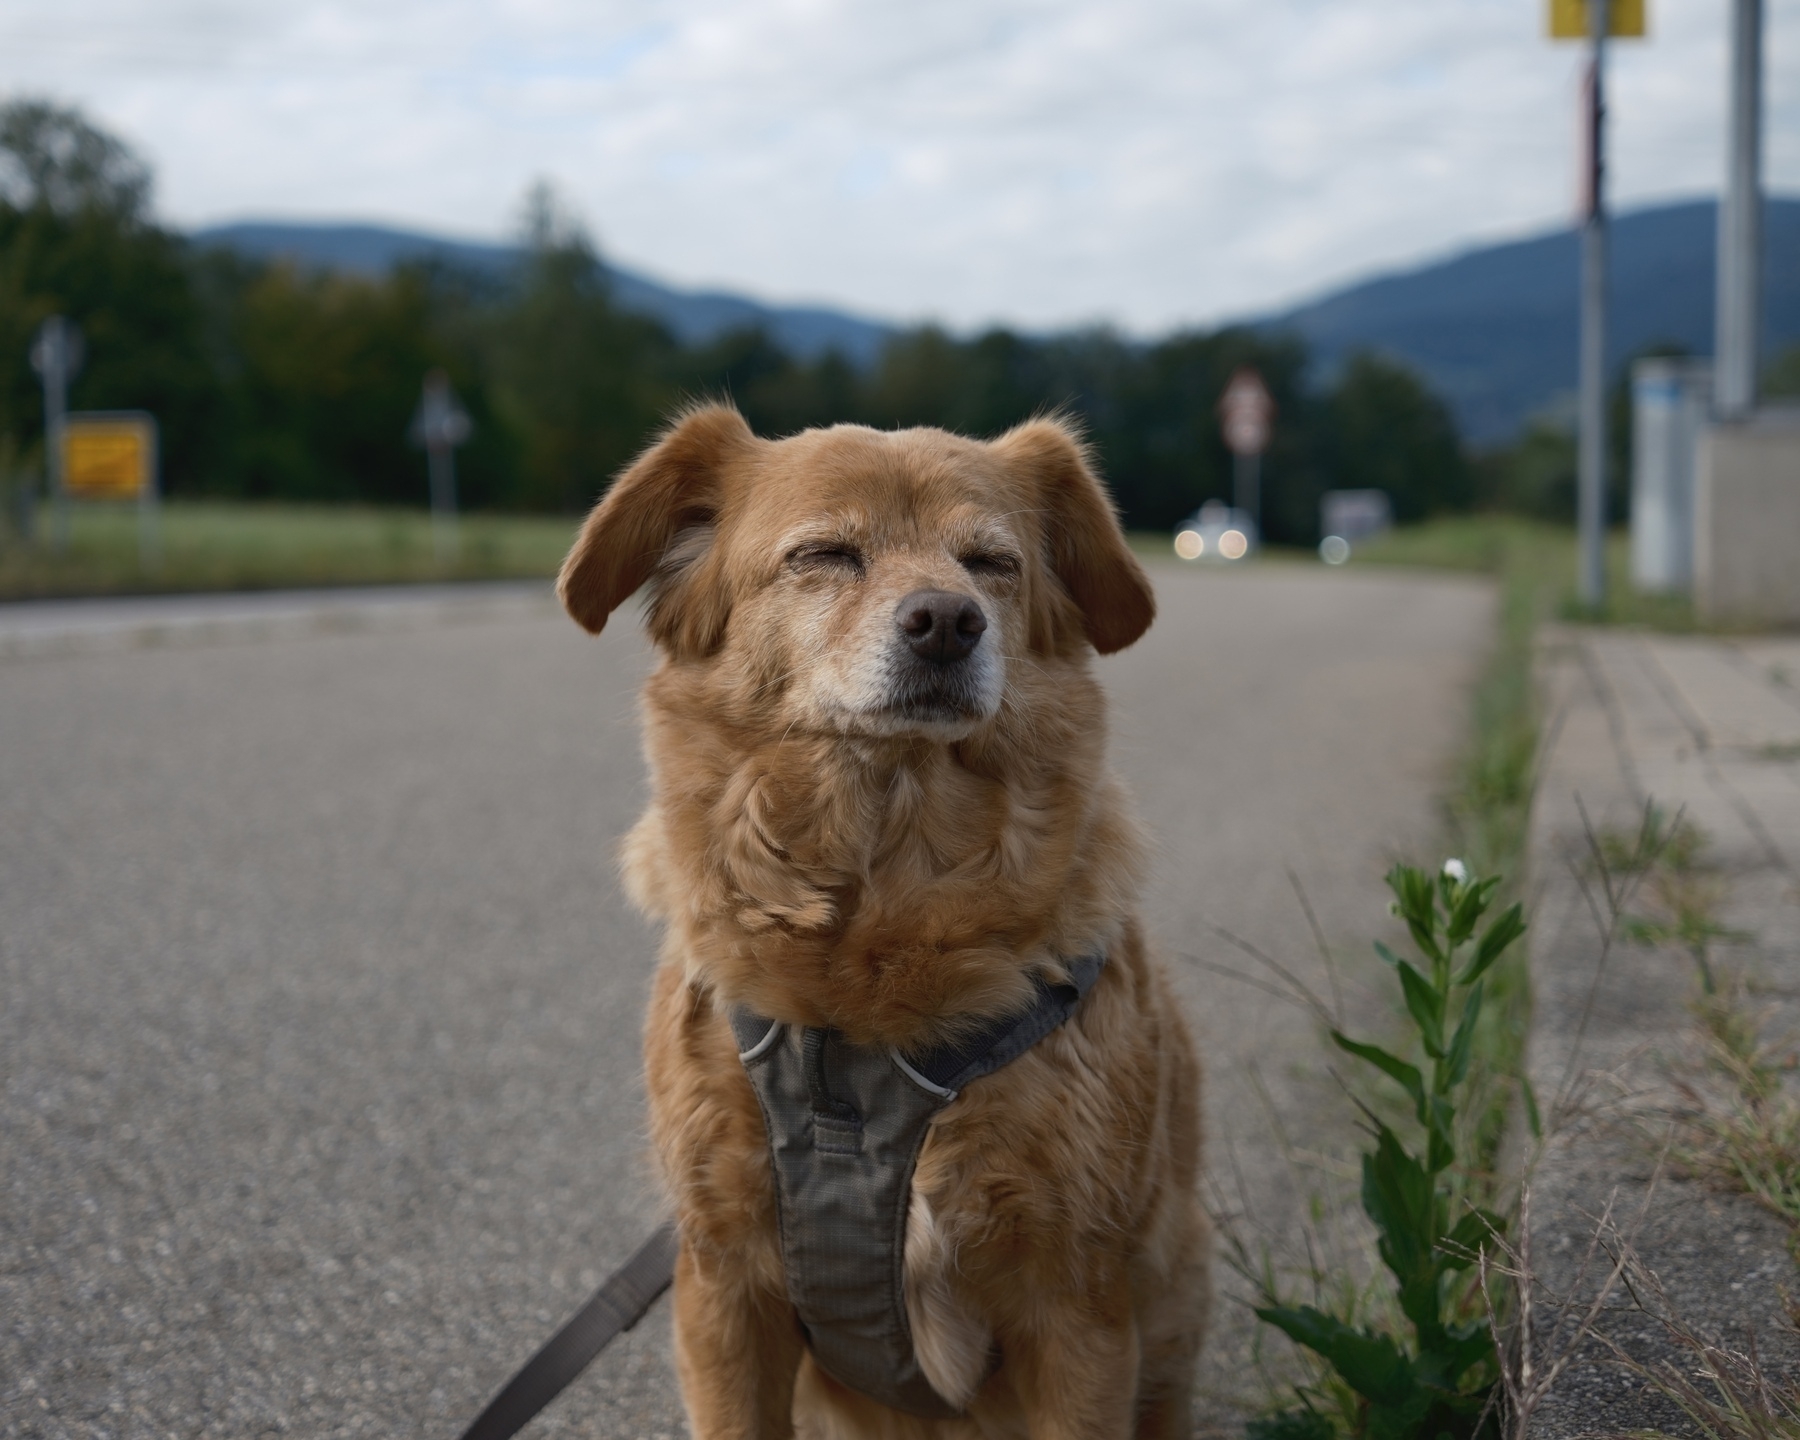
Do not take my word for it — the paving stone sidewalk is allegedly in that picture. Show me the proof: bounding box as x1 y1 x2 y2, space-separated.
1524 627 1800 1434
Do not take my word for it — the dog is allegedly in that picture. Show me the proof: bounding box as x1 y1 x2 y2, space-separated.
558 404 1207 1438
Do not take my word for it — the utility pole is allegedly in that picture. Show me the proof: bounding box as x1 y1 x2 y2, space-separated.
28 315 82 555
1575 0 1609 611
1715 0 1762 421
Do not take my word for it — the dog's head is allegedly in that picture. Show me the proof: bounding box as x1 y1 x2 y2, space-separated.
558 403 1153 740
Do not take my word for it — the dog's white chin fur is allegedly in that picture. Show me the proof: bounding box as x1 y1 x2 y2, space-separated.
791 632 1007 744
835 707 994 743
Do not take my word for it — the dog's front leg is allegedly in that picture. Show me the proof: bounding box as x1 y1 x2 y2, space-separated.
1011 1302 1140 1440
671 1236 804 1439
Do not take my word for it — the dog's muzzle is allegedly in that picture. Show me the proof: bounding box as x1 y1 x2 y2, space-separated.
881 588 993 721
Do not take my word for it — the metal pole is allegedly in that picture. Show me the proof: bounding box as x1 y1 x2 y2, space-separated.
1716 0 1763 420
36 318 72 555
140 418 161 570
1233 451 1260 534
1576 1 1609 610
428 441 459 563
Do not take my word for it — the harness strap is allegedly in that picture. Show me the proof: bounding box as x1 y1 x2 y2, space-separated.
448 955 1106 1438
731 953 1108 1418
903 951 1108 1092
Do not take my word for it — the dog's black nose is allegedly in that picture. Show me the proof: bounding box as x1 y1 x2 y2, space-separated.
896 589 987 665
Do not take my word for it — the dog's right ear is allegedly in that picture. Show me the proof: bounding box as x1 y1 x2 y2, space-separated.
557 404 755 654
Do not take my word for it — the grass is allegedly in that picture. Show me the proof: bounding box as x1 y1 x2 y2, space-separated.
1346 515 1703 632
0 500 580 600
1596 810 1800 1237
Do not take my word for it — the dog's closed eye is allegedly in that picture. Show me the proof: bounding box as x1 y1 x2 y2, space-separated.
787 544 866 577
959 551 1021 581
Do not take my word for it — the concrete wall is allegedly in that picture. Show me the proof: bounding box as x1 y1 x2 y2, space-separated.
1696 407 1800 625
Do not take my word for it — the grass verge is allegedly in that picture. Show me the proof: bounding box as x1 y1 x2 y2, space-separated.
0 501 579 600
1347 516 1702 632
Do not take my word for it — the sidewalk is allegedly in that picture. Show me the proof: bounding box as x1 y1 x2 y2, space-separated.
1524 627 1800 1433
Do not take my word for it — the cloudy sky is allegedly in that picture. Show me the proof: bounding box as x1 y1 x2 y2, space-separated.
3 0 1796 332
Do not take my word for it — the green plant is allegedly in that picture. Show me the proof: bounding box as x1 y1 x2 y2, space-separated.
1604 808 1745 996
1253 861 1527 1440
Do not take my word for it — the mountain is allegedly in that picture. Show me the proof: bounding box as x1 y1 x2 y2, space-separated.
1268 197 1800 442
192 221 895 367
196 199 1799 443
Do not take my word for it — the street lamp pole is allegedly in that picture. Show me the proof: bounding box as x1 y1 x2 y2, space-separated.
1576 0 1609 611
1715 0 1763 421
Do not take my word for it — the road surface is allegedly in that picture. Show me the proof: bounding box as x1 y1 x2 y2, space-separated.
0 564 1490 1438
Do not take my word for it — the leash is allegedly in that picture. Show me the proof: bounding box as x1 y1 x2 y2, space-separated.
455 1221 678 1440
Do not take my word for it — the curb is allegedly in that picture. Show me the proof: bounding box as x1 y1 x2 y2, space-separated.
0 582 560 661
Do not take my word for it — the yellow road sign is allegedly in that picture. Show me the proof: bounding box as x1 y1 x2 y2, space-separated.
64 413 157 500
1550 0 1646 39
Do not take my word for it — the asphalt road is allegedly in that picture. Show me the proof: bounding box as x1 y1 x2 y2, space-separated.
0 563 1491 1439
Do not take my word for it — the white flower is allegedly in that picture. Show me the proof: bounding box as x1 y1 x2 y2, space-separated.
1442 858 1469 884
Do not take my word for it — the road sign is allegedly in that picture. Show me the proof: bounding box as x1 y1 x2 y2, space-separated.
1218 368 1274 457
409 371 473 562
64 413 157 499
1549 0 1645 39
29 316 84 386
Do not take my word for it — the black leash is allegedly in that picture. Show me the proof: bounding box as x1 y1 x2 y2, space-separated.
455 1221 679 1440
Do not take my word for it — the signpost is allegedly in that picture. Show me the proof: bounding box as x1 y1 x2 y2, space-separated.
1218 367 1274 537
28 315 83 554
410 371 472 563
63 411 161 565
1550 0 1646 610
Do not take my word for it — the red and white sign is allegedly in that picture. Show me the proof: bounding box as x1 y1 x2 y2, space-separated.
1218 367 1275 456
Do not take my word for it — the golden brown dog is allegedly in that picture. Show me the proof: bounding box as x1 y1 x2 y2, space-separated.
558 404 1207 1438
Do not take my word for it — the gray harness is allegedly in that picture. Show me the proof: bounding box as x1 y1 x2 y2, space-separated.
728 953 1107 1418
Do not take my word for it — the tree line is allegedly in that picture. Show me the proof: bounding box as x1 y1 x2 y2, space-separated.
4 100 1505 544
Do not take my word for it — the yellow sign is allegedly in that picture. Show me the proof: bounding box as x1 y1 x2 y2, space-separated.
63 413 157 500
1550 0 1646 39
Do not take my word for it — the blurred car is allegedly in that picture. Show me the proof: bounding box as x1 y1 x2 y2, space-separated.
1172 500 1258 562
1317 488 1392 565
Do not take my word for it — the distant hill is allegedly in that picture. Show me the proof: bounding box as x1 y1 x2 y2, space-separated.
196 199 1799 443
1269 197 1800 441
193 221 895 367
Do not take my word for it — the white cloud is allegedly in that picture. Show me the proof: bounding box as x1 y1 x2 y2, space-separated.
2 0 1794 331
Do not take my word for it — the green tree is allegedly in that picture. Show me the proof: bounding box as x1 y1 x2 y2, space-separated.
0 99 215 491
1324 352 1470 525
1473 421 1575 520
192 252 517 505
1092 327 1322 541
489 217 681 511
0 98 150 217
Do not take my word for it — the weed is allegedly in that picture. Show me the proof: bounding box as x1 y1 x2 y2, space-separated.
1667 978 1800 1233
1594 806 1748 995
1591 807 1800 1230
1248 861 1527 1440
1491 1196 1800 1440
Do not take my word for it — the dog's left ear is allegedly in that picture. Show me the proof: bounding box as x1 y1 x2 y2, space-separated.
996 417 1155 655
557 403 755 654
